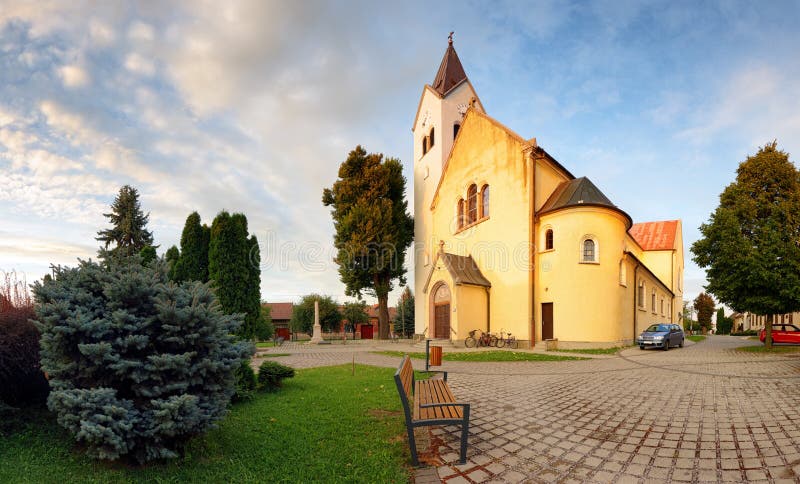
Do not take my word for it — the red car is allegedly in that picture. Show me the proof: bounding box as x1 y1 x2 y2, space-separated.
759 324 800 344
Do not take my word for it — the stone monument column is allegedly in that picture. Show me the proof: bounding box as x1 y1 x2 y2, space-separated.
309 299 324 344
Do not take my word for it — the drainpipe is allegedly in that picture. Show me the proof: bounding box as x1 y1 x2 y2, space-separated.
485 287 491 334
632 260 640 341
527 144 537 346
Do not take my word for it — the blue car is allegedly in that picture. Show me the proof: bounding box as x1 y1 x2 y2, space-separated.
637 323 684 350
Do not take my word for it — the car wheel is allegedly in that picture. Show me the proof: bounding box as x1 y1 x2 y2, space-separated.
663 339 669 351
639 345 645 350
679 338 684 348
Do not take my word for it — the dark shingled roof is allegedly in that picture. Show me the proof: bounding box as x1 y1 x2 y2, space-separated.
539 177 616 213
432 43 468 96
440 253 491 287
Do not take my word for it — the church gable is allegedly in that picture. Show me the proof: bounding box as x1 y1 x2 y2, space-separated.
430 109 530 210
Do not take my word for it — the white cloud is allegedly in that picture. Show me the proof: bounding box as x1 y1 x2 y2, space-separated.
89 18 116 46
128 21 155 43
124 52 156 76
59 64 90 88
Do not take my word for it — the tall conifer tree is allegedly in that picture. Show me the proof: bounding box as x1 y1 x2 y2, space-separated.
174 212 210 282
96 185 154 255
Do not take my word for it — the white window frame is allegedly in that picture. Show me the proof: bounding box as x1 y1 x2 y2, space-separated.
579 235 599 264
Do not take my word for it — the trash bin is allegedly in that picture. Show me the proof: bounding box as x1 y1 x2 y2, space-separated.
429 345 443 366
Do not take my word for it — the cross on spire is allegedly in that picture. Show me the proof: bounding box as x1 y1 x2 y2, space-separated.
448 31 454 45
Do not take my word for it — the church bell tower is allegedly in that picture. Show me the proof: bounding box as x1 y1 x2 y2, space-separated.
413 34 484 336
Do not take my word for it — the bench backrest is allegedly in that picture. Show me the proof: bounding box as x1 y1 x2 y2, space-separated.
394 355 414 422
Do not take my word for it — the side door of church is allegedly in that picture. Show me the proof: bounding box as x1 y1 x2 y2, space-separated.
542 303 554 340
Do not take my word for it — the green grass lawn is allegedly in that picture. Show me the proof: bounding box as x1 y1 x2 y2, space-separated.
736 344 800 353
0 365 411 483
255 353 291 358
687 335 706 343
372 350 587 362
555 346 632 355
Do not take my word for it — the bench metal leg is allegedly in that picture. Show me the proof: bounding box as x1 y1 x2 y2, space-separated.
406 423 420 466
459 405 470 464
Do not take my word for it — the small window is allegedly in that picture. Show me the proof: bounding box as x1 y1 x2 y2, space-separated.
453 123 460 139
429 127 435 148
481 185 489 218
582 239 596 262
638 281 645 308
545 229 554 250
422 136 428 155
660 298 664 315
467 184 478 224
651 291 656 313
619 260 627 286
457 199 465 229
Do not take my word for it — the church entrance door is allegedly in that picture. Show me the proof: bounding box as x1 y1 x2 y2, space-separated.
432 282 451 339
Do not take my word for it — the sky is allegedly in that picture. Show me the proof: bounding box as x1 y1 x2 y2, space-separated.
1 1 799 308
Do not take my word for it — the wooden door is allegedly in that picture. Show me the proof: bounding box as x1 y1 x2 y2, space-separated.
361 324 373 339
542 303 553 340
434 303 450 339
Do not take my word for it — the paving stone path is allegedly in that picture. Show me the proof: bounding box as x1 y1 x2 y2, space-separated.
254 336 800 483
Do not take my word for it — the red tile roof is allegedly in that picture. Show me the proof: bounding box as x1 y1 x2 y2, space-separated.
629 220 679 251
262 302 293 321
367 304 397 321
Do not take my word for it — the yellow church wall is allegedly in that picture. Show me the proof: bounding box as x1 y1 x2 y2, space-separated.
428 111 541 343
455 285 488 340
639 251 674 292
536 207 632 344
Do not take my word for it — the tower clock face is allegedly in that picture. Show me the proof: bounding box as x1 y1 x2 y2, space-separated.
457 103 468 117
421 110 431 127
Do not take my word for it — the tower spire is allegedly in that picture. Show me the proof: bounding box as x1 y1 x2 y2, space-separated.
432 33 467 96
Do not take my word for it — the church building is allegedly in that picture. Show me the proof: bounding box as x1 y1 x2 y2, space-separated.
413 38 684 348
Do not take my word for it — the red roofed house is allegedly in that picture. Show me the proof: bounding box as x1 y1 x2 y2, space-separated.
262 302 293 340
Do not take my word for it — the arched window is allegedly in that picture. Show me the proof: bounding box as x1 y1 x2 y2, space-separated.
651 290 656 312
582 239 595 262
422 136 428 155
467 184 478 224
619 259 627 286
545 229 554 250
429 127 435 148
457 199 465 229
453 123 460 139
481 185 489 218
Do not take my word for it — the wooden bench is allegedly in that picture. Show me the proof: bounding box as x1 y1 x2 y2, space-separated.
394 355 470 465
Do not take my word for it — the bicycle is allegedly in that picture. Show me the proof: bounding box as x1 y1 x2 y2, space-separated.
465 329 496 348
495 329 518 349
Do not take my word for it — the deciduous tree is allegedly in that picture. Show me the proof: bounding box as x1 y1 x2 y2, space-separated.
290 294 342 334
692 142 800 347
693 293 715 332
341 300 368 334
322 146 414 339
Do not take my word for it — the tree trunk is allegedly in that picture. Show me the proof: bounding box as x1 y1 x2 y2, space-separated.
765 313 773 349
377 294 390 340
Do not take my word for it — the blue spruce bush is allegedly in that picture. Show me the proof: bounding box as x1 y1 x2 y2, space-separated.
33 255 254 463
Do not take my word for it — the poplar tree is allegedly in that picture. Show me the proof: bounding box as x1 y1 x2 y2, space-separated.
208 211 260 339
692 142 800 348
322 146 414 339
96 185 154 255
174 212 210 282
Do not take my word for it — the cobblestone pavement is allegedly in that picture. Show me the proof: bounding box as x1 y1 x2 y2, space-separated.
254 336 800 483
